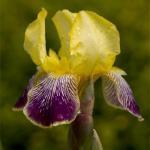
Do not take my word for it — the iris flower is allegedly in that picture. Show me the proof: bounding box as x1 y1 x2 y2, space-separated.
13 8 144 128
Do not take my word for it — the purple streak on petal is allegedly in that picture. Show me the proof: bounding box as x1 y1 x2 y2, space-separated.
102 72 144 121
23 74 80 127
13 75 35 110
102 75 122 108
13 88 28 110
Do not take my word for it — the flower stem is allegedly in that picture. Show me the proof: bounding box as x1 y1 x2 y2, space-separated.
68 79 95 149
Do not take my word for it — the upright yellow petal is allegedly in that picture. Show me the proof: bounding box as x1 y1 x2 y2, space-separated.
24 8 47 65
52 10 77 57
70 11 120 75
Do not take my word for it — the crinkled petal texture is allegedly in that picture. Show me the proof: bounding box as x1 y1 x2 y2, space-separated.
13 71 44 110
14 73 80 127
69 11 120 75
102 72 144 121
24 8 47 65
43 10 120 76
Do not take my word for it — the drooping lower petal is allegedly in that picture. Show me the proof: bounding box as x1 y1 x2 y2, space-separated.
13 75 35 111
102 72 144 121
23 74 80 127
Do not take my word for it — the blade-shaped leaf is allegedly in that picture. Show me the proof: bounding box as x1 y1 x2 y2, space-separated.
91 129 103 150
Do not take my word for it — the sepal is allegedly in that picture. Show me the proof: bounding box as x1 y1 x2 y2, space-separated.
23 73 80 127
102 72 144 121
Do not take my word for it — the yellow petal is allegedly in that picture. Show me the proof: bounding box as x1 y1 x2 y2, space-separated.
42 49 70 74
52 10 77 57
70 11 120 75
42 49 60 73
24 8 47 65
110 67 127 75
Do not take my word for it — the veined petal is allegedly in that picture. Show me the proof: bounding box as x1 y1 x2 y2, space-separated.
102 72 144 121
52 10 77 57
13 88 28 111
110 66 127 75
23 74 80 127
24 8 47 65
13 75 35 111
70 11 120 75
13 71 44 110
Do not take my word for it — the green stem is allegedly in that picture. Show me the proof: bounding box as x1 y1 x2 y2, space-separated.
68 79 94 150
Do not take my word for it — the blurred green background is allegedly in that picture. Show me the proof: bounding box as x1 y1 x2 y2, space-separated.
0 0 149 150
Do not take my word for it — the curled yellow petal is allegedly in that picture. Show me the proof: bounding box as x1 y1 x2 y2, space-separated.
24 8 47 65
52 10 77 57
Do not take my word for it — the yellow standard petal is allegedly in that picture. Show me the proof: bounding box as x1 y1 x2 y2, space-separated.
24 8 47 65
52 10 77 58
69 11 120 75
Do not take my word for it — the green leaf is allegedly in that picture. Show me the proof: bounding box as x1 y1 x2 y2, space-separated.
91 129 103 150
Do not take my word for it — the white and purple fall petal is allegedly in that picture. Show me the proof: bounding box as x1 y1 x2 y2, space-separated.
102 72 144 121
14 73 80 127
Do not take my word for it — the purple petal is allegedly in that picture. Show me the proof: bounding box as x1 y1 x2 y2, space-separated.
13 75 35 111
23 74 80 127
102 72 144 121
